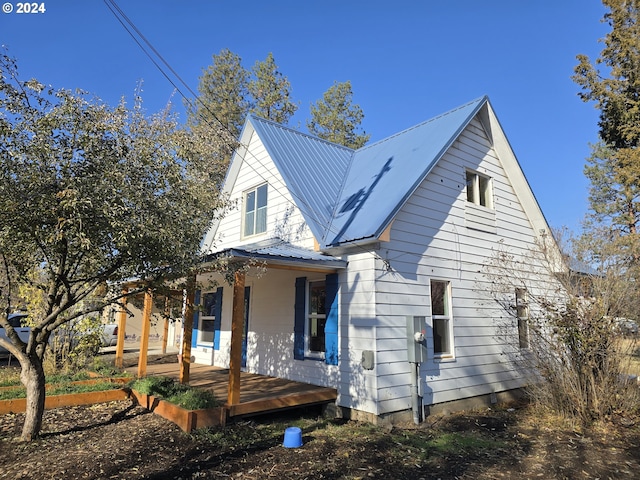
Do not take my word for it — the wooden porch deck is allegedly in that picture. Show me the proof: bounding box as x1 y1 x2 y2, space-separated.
143 361 337 417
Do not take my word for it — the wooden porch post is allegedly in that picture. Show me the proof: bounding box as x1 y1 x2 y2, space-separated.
227 270 245 406
161 296 170 354
114 288 128 369
137 289 153 378
180 278 196 384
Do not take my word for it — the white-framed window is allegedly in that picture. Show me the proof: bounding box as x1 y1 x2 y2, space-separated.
466 170 493 209
243 183 268 237
198 292 218 344
430 279 453 358
516 288 529 349
306 280 327 358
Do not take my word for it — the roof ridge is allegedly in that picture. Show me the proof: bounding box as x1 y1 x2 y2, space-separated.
323 149 357 245
355 96 488 153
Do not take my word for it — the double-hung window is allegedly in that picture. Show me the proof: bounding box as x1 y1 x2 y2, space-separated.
307 280 327 356
466 170 493 209
243 183 268 237
516 288 529 349
431 280 453 358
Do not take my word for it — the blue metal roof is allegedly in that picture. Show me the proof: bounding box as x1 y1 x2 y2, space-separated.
247 97 488 249
249 116 353 242
326 97 487 246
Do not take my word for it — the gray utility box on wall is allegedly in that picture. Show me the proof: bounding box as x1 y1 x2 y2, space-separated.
407 315 428 363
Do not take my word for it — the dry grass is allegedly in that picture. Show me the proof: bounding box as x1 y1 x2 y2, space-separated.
621 336 640 376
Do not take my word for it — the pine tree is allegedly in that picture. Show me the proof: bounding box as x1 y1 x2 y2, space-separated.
248 52 298 124
187 48 250 138
307 80 370 149
573 0 640 257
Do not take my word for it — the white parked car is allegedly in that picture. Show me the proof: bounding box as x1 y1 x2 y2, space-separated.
101 324 119 347
2 313 118 357
0 313 31 356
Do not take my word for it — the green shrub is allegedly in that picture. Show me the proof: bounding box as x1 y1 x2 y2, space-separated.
129 376 177 397
167 388 217 410
129 376 218 410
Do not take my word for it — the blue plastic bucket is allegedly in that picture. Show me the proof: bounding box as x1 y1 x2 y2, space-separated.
283 426 303 448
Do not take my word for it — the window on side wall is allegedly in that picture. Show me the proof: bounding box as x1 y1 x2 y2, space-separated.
516 288 529 349
307 280 327 357
199 292 218 344
466 170 493 209
243 183 268 237
431 280 453 358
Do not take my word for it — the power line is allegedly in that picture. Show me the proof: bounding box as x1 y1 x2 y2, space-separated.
103 0 382 260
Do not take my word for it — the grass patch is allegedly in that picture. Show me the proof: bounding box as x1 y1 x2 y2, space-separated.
0 386 26 400
0 380 121 400
48 381 120 396
46 371 91 384
129 376 218 410
89 358 131 378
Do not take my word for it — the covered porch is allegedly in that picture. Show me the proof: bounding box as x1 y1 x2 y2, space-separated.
143 360 337 417
112 239 345 418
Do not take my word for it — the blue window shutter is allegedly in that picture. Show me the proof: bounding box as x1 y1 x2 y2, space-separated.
191 289 201 348
294 277 306 360
213 287 223 350
324 273 339 365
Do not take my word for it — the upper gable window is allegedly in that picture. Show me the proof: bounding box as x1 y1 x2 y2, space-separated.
466 170 493 209
243 183 268 237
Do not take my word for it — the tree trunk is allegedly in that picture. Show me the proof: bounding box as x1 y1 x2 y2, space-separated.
19 354 46 441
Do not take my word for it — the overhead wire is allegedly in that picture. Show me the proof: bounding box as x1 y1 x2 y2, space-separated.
103 0 399 266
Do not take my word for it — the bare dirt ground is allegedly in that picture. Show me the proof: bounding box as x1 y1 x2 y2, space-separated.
1 397 640 480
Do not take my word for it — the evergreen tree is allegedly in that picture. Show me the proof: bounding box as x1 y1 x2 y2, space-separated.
248 52 298 124
307 80 370 149
187 48 250 139
573 0 640 263
573 0 640 318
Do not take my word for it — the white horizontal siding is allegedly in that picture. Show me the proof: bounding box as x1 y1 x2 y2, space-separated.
211 131 316 252
199 114 555 420
364 118 553 415
335 251 380 413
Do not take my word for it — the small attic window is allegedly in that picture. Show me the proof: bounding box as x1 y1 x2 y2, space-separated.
466 170 493 209
339 188 365 213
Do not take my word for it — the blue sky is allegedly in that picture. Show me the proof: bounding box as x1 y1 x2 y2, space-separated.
1 1 608 232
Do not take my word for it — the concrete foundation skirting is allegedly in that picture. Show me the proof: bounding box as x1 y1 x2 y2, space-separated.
334 388 526 426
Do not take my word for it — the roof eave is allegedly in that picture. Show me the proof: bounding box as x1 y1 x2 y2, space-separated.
205 248 347 272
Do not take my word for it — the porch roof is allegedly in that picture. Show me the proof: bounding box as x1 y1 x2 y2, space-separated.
206 238 347 271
